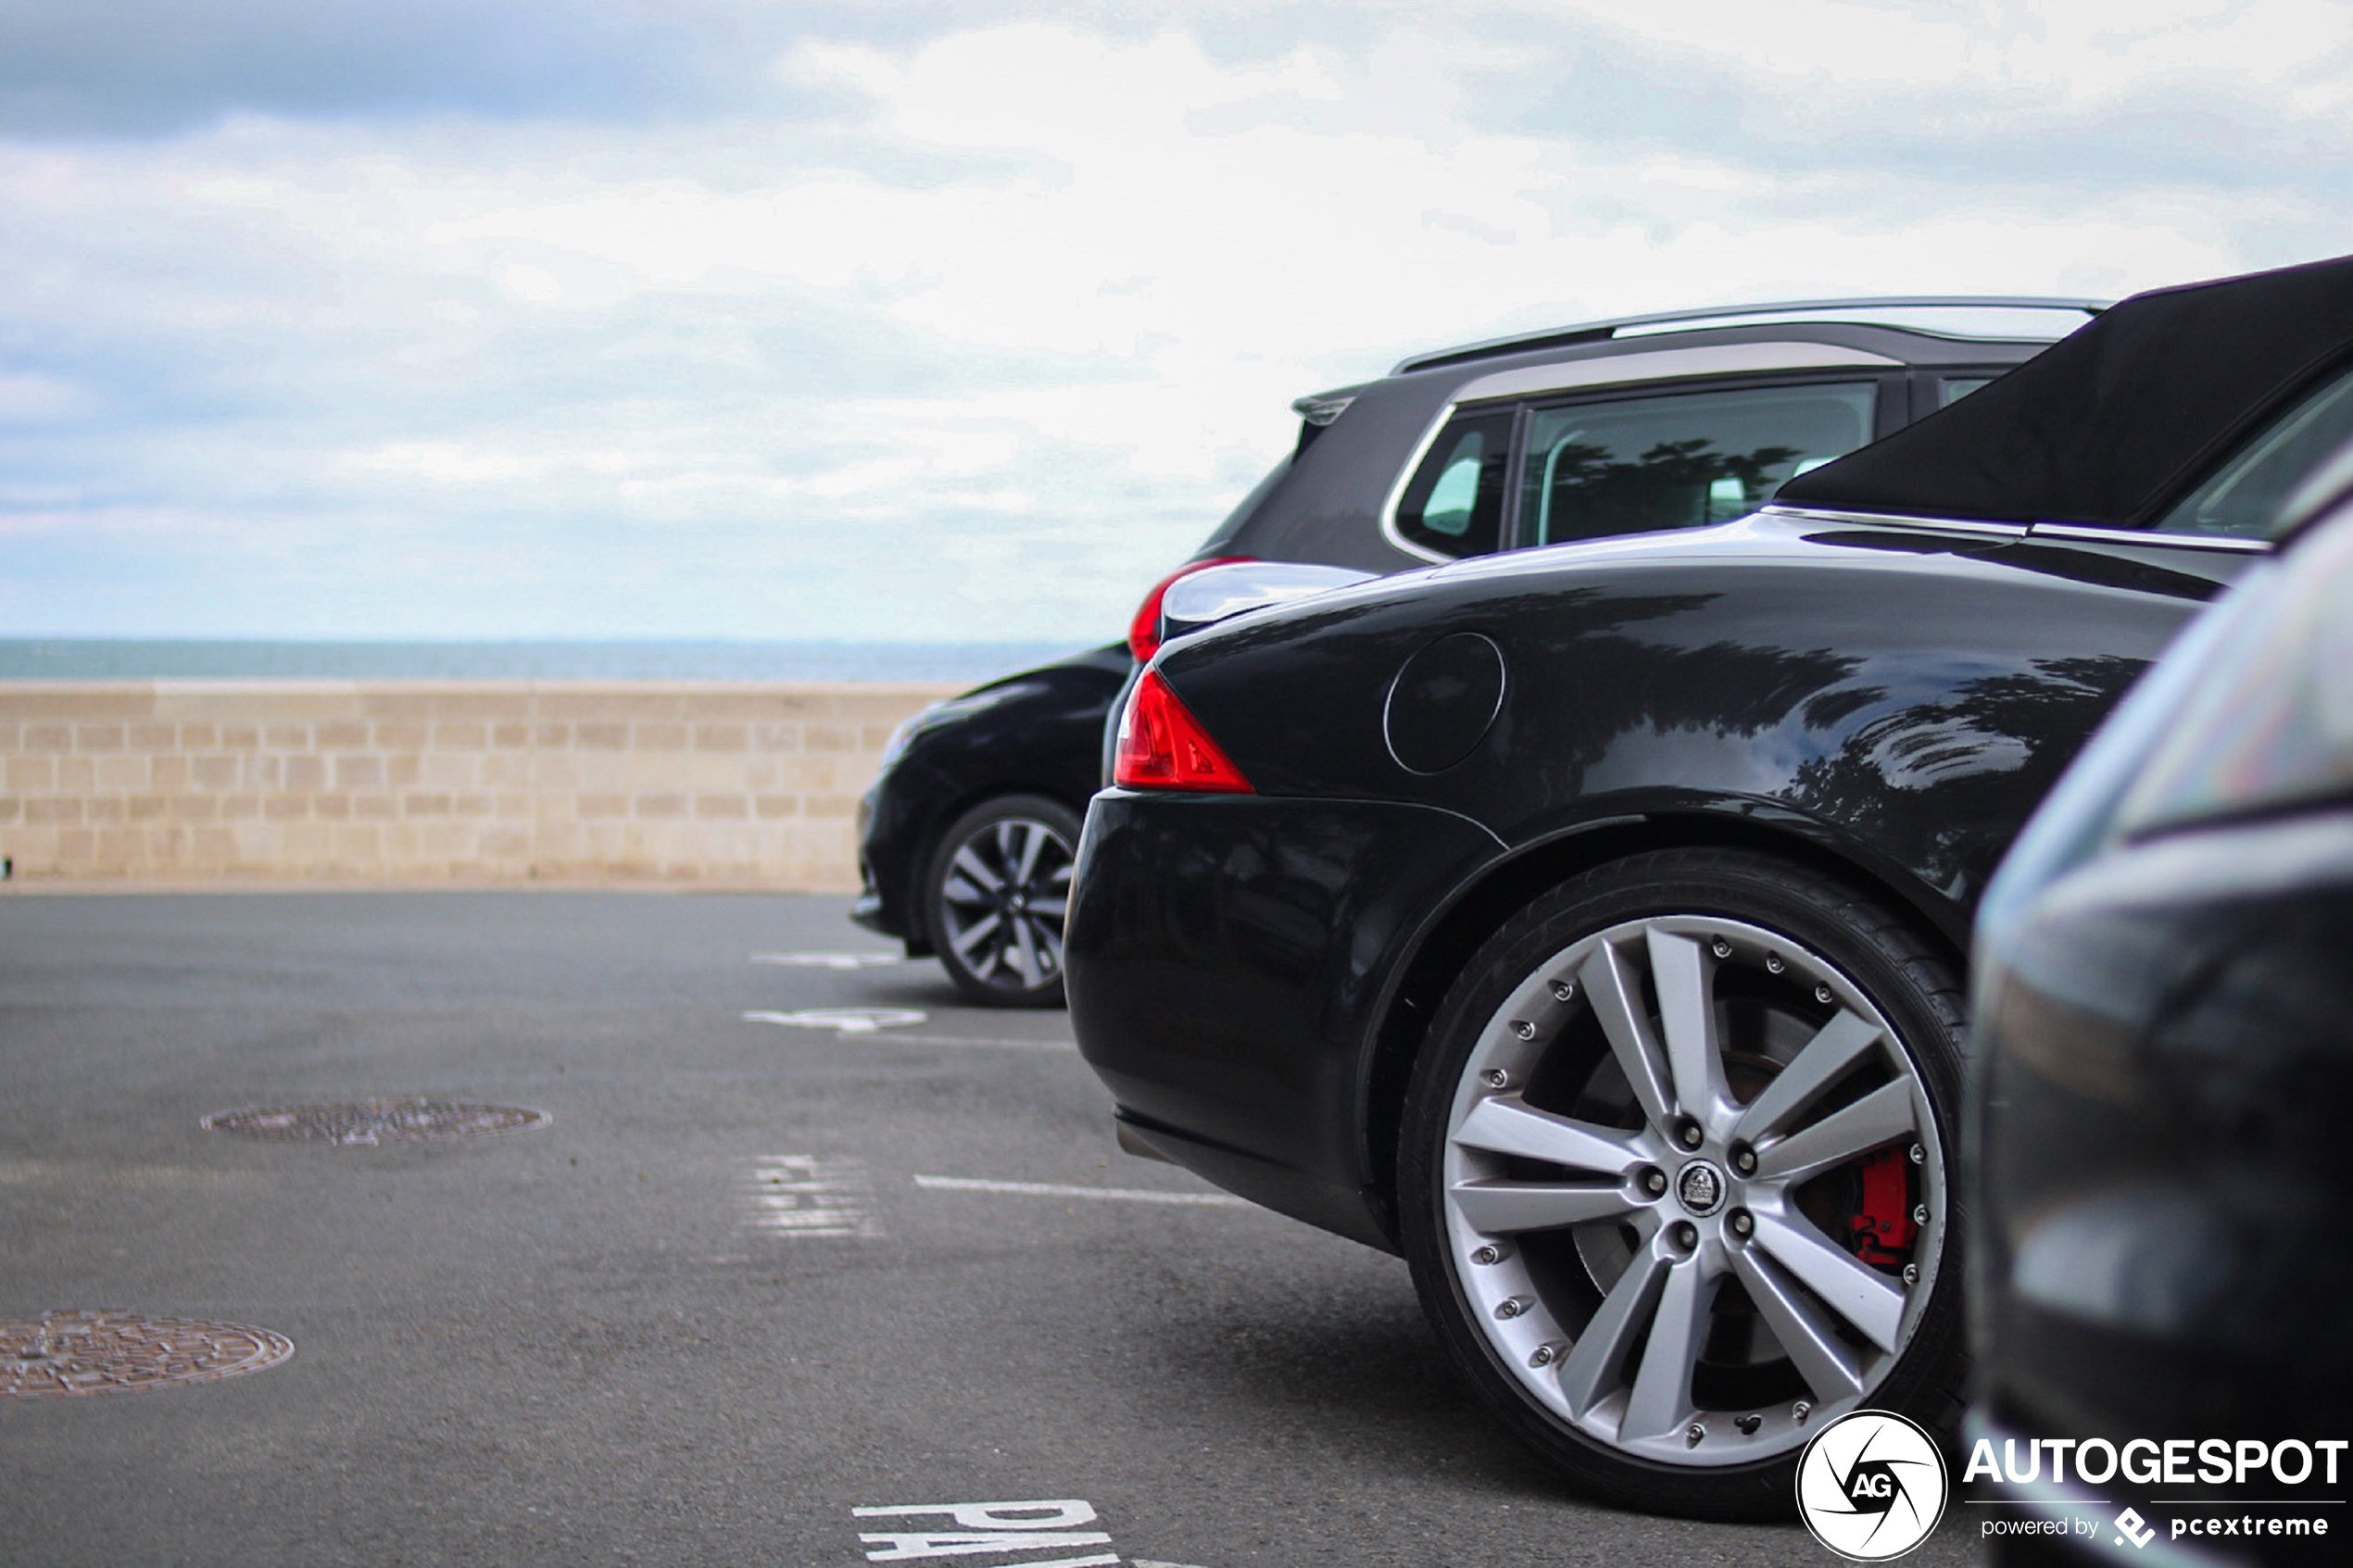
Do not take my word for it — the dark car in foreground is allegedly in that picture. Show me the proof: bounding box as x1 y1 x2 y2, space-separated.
1967 447 2353 1565
855 297 2094 1003
1062 256 2353 1516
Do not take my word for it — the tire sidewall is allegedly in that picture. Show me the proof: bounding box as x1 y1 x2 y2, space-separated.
925 793 1083 1009
1397 848 1968 1521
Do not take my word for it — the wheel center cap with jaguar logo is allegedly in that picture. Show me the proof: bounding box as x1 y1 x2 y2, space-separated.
1676 1160 1727 1216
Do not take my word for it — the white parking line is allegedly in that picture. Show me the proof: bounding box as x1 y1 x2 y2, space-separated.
749 952 902 970
746 1155 882 1239
743 1008 926 1034
741 1011 1075 1049
867 1035 1076 1051
912 1175 1249 1208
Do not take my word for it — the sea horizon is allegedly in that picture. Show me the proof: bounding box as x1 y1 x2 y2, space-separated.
0 637 1101 686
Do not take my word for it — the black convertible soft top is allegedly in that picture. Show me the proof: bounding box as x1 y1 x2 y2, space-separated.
1774 254 2353 527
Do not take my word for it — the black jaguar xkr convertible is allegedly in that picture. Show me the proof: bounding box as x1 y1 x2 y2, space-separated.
1063 256 2353 1518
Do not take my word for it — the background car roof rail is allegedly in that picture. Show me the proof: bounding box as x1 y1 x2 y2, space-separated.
1390 296 2111 375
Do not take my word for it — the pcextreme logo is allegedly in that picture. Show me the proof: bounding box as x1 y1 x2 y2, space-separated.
1795 1410 1951 1562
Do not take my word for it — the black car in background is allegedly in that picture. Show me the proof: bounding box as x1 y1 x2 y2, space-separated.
1967 445 2353 1565
1062 256 2353 1515
854 297 2090 1003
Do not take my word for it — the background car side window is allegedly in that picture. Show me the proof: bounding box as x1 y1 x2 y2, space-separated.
1394 410 1514 558
1518 382 1877 546
2154 359 2353 540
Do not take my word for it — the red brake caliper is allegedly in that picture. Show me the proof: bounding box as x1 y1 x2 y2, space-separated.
1849 1147 1918 1266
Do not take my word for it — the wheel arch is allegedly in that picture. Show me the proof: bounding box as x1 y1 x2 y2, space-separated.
1355 808 1968 1246
906 780 1092 952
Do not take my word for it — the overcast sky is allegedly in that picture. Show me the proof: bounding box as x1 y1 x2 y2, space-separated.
4 2 2349 642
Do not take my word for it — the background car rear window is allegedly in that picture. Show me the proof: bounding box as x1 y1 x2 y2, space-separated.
1520 382 1877 546
1394 410 1514 558
2155 358 2353 540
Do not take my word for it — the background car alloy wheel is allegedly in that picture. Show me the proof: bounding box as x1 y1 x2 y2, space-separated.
1400 848 1966 1520
925 794 1081 1008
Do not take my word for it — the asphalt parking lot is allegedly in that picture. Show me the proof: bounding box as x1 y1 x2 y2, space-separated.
1 892 1982 1566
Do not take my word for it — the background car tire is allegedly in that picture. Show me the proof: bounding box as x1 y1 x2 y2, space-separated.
1397 847 1967 1521
925 794 1083 1009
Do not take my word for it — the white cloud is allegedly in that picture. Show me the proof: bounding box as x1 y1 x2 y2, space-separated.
0 7 2345 640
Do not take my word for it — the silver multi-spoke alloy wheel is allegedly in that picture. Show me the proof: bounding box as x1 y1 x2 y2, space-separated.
1440 913 1944 1470
927 795 1080 1007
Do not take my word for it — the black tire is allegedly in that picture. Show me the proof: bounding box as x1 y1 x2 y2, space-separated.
924 794 1082 1009
1397 847 1967 1521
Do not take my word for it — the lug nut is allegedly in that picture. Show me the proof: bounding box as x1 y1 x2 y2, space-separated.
1641 1166 1667 1197
1793 1399 1812 1423
1529 1342 1563 1368
1470 1244 1508 1266
1903 1262 1919 1286
1494 1296 1530 1321
1729 1209 1754 1238
1814 984 1834 1004
1685 1423 1705 1447
1710 937 1732 959
1912 1203 1929 1225
1670 1221 1698 1251
1908 1143 1925 1165
1483 1068 1510 1089
1513 1020 1536 1040
1550 980 1577 1002
1730 1145 1756 1176
1736 1414 1763 1436
1678 1120 1705 1149
1766 954 1784 973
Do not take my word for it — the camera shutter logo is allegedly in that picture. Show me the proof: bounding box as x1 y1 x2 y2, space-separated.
1795 1409 1949 1561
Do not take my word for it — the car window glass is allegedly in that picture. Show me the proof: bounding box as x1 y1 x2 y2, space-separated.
1521 382 1877 546
1941 377 1993 407
2154 359 2353 540
1394 410 1513 558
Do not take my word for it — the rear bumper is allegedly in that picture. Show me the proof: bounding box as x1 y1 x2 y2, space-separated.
1063 787 1500 1250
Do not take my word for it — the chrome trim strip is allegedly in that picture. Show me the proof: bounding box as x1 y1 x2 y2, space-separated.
2028 521 2271 554
1378 401 1461 565
1759 505 2028 539
1453 343 1898 405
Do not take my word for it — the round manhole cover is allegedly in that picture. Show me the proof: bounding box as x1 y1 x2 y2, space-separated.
202 1098 549 1145
3 1310 294 1399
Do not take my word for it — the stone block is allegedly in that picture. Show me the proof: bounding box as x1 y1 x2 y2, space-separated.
373 721 428 750
76 723 125 751
694 794 749 820
94 755 146 792
6 756 55 792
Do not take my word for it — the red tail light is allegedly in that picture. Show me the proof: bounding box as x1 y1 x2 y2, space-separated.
1127 556 1252 661
1114 669 1253 794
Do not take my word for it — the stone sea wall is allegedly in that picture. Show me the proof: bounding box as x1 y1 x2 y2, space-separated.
0 682 959 889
